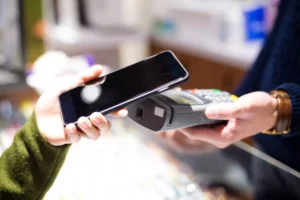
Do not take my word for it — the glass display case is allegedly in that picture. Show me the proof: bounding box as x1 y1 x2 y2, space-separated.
1 113 297 200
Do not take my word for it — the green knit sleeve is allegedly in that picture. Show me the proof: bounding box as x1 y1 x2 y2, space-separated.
0 112 70 200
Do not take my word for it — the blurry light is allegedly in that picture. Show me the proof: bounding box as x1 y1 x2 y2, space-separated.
186 183 197 193
81 85 101 104
52 25 80 44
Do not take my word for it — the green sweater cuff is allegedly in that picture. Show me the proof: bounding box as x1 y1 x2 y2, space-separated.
0 112 70 200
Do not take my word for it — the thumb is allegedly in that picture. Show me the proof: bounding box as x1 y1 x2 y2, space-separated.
56 65 103 95
205 102 242 120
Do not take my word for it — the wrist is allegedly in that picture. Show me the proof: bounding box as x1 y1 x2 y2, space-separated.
262 90 292 135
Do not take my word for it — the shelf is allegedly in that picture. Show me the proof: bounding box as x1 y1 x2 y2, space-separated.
0 81 38 104
151 33 262 71
45 26 147 50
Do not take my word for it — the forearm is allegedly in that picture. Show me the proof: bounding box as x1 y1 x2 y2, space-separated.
0 113 70 200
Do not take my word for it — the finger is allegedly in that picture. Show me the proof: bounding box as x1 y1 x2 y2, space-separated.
89 112 111 133
81 64 102 82
187 89 199 94
173 87 182 91
220 119 239 139
205 102 241 120
163 130 215 153
111 108 128 117
57 65 103 95
180 125 227 145
168 130 209 147
76 127 90 139
157 131 167 138
166 129 187 142
157 130 189 142
65 124 81 143
163 130 192 152
78 117 101 140
220 126 235 140
157 130 180 145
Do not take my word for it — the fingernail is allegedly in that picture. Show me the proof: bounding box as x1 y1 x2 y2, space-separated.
93 64 102 69
157 132 166 137
70 127 75 134
67 128 74 138
84 69 95 77
206 106 218 117
67 128 72 137
81 120 90 129
94 115 102 124
118 109 128 116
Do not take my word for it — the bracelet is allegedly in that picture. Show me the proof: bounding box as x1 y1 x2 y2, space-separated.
262 90 292 135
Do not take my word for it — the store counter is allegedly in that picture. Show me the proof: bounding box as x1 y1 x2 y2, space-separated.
1 85 300 200
1 116 292 200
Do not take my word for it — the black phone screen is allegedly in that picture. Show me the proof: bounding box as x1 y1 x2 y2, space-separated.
59 51 188 124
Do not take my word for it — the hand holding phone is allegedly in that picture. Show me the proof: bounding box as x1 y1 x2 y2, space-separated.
59 51 189 125
35 65 127 146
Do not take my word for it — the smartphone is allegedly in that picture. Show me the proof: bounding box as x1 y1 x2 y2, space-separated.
59 51 189 125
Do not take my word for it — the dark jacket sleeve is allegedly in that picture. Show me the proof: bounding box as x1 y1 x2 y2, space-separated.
0 112 70 200
275 83 300 137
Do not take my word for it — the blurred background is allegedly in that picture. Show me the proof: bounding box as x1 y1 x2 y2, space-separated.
0 0 288 199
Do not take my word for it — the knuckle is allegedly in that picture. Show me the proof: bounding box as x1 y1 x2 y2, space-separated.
242 104 254 113
173 141 185 149
169 141 187 152
230 122 239 130
175 138 189 147
168 130 177 139
226 127 237 135
219 110 231 118
184 133 196 140
182 130 196 140
229 109 239 117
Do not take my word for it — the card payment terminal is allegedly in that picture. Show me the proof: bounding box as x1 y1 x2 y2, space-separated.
127 89 238 132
